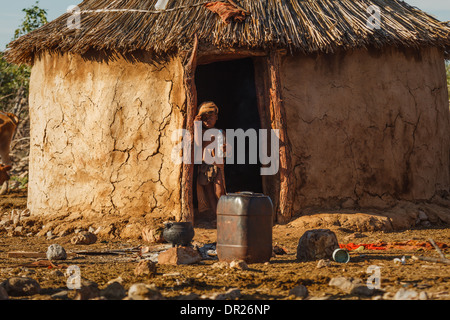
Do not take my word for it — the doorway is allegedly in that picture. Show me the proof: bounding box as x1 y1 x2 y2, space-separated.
194 58 263 210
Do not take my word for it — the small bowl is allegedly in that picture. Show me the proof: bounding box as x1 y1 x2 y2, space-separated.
332 248 350 263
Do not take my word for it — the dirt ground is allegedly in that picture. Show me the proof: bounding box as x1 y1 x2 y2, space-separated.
0 189 449 301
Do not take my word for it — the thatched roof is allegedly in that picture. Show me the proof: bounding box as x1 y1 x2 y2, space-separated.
5 0 450 65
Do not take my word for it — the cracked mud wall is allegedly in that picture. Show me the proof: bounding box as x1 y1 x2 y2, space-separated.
28 52 186 221
281 46 450 213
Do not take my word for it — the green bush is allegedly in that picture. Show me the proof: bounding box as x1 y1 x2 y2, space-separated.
0 1 47 114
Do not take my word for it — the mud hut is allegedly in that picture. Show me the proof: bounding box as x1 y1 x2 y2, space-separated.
5 0 450 232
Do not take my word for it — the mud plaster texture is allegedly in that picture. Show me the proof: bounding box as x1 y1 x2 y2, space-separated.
25 46 450 238
281 46 450 223
27 52 186 236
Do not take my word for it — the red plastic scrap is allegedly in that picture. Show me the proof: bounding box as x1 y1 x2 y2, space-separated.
204 1 247 24
340 240 449 251
340 243 387 251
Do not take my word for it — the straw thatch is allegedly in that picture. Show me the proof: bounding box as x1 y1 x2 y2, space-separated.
5 0 450 65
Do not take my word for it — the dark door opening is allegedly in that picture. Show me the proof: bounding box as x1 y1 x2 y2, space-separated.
194 58 263 209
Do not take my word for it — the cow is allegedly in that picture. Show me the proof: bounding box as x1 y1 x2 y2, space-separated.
0 111 19 166
0 111 19 195
0 164 12 186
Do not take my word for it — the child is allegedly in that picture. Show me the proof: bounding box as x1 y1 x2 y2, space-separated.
194 101 227 219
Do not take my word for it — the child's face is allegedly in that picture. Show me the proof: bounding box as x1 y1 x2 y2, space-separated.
203 112 218 128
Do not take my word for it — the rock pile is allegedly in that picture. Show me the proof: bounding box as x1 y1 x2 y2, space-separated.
0 209 40 237
70 231 97 245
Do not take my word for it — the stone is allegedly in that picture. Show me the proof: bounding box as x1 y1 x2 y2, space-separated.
419 291 428 300
176 292 200 300
46 230 56 240
393 288 419 300
222 288 241 300
351 284 376 296
229 260 248 270
3 277 41 296
50 269 65 277
46 244 67 261
308 295 331 300
128 283 164 300
134 260 157 277
211 261 229 269
158 246 201 265
418 210 428 221
329 276 355 293
203 288 241 300
0 286 8 300
51 290 69 300
316 259 331 268
296 229 340 261
273 245 288 255
18 268 36 277
101 281 126 300
382 291 395 300
0 217 11 227
74 278 100 300
12 226 24 236
329 276 376 296
107 276 124 285
142 225 165 243
393 256 406 265
289 285 309 298
71 231 97 245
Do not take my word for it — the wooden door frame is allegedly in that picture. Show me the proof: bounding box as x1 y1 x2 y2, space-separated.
180 41 293 224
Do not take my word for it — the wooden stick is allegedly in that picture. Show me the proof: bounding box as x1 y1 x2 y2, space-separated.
18 260 68 269
428 238 446 260
267 50 294 224
414 255 450 265
181 34 199 224
227 0 250 15
253 57 271 206
8 251 76 259
8 251 47 259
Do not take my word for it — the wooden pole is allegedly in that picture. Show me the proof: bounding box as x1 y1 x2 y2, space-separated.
253 57 278 222
413 255 450 265
267 50 293 224
181 35 199 224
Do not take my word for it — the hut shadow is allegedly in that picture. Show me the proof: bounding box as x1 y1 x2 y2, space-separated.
268 258 298 264
349 253 413 262
193 213 217 229
79 48 173 67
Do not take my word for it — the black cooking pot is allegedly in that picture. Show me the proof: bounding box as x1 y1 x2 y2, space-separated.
163 222 195 247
